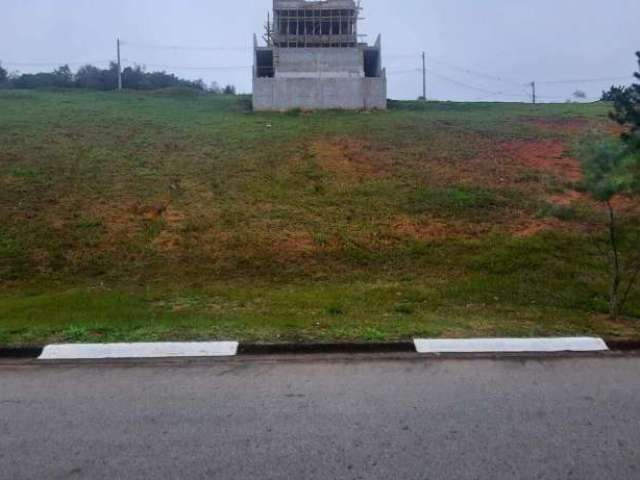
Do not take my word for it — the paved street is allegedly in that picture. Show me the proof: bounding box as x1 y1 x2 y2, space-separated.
1 354 639 479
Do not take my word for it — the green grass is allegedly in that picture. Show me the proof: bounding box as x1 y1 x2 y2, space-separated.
403 186 513 218
0 90 637 345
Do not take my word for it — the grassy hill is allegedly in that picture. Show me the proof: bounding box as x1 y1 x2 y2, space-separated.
1 89 638 345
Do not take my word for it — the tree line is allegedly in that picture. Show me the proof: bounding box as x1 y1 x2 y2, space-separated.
0 61 236 94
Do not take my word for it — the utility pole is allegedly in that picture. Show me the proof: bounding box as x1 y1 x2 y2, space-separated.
531 81 536 105
421 51 427 101
117 38 122 91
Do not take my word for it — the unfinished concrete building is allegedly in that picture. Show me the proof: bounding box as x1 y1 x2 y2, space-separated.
253 0 387 111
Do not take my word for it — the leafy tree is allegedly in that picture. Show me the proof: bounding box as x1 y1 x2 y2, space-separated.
601 85 627 102
2 61 216 92
573 90 587 101
610 51 640 152
578 137 640 319
0 62 7 84
192 79 206 91
122 65 149 89
12 72 57 89
222 85 236 95
75 63 118 90
52 65 74 87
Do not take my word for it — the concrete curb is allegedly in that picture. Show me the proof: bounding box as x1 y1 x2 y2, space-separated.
1 338 639 360
414 337 609 354
38 342 239 360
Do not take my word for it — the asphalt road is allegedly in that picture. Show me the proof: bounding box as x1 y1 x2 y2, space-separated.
1 354 640 480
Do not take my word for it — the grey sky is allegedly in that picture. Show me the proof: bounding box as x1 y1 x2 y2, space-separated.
1 0 639 102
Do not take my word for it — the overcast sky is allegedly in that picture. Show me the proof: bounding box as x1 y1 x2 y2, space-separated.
1 0 639 102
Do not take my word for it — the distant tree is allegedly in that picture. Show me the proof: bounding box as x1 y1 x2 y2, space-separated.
3 61 216 93
122 65 149 89
610 51 640 152
209 81 222 94
9 64 74 89
578 137 640 319
52 65 74 87
12 72 56 89
192 79 206 91
601 85 627 102
222 85 236 95
75 63 118 90
0 62 7 84
573 90 587 101
263 12 274 46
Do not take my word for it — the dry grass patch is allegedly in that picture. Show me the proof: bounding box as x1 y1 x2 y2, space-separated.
501 140 583 182
310 137 394 182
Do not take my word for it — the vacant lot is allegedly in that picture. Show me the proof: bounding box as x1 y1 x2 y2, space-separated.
1 90 638 345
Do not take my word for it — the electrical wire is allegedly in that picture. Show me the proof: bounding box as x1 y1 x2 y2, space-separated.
429 58 527 87
2 60 113 67
537 76 634 85
119 40 249 52
122 60 251 71
387 68 420 75
385 52 635 88
427 69 526 98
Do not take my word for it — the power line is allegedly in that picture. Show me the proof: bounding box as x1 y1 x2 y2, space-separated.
384 52 636 87
2 60 113 67
427 69 527 98
119 40 249 52
537 75 634 85
429 58 527 87
385 53 421 60
387 68 420 74
122 60 251 71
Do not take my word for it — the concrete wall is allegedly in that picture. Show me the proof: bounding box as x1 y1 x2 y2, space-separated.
253 76 387 111
362 77 388 110
252 38 387 111
276 48 364 78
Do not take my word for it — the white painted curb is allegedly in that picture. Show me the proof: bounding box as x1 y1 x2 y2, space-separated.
414 337 609 354
39 342 239 360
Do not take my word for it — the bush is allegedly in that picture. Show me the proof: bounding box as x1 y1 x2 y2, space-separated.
0 62 7 84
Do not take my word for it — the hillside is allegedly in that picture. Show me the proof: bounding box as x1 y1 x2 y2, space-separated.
0 90 638 345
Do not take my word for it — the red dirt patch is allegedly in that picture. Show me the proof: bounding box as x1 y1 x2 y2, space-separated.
611 194 640 214
548 190 589 206
393 216 455 240
392 215 503 240
152 231 183 252
510 218 568 238
548 190 639 215
274 231 317 256
310 138 393 181
162 205 187 228
501 140 583 182
129 201 170 221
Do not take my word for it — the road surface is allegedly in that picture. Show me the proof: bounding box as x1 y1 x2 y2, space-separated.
1 354 639 479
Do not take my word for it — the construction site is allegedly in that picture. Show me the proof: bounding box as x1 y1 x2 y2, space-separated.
253 0 387 111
